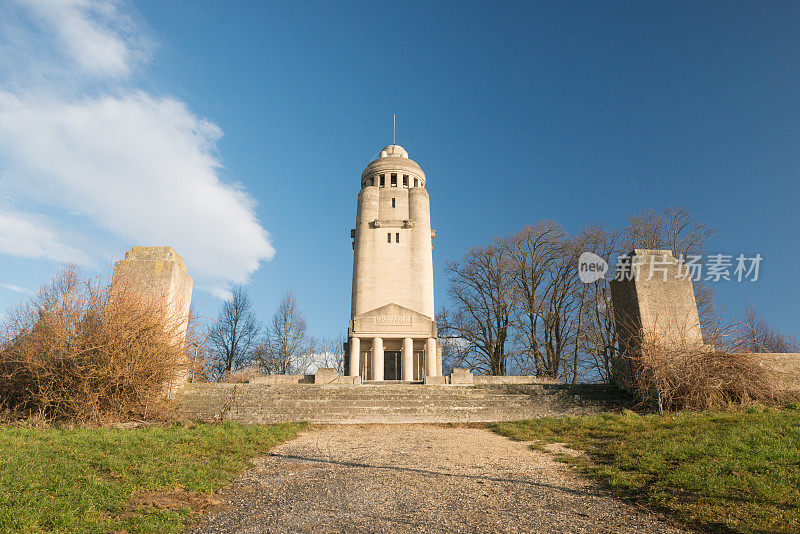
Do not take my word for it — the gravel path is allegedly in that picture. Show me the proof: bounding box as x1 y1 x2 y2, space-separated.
190 425 687 533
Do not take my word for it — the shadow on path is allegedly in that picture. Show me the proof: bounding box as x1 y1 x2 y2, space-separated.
267 451 604 499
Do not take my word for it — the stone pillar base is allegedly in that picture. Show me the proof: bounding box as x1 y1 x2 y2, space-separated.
450 368 474 385
424 375 447 385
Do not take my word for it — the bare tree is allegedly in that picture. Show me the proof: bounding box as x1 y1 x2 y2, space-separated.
207 286 260 380
436 207 720 384
499 223 589 381
623 206 714 257
443 224 615 381
436 308 475 374
623 206 717 335
538 234 586 380
500 222 565 378
257 292 314 375
623 209 665 251
577 227 620 383
439 244 516 375
663 206 715 259
314 334 346 374
739 303 799 353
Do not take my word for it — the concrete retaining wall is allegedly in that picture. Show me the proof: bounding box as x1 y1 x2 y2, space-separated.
248 375 314 385
473 375 559 385
748 353 800 394
248 373 362 385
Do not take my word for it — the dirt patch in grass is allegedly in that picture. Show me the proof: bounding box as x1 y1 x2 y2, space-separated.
122 488 222 519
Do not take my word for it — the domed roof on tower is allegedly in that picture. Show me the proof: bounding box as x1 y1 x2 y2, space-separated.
379 145 408 159
361 144 426 187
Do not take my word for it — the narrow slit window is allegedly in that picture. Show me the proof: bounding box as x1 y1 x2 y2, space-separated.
380 174 385 187
391 198 395 208
387 232 391 243
403 175 408 187
395 232 400 243
391 173 397 187
414 178 419 187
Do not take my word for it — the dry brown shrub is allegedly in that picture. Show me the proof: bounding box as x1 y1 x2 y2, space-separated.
621 319 778 412
632 344 777 412
0 264 205 422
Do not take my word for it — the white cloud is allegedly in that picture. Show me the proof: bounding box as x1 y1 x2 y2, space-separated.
15 0 148 79
204 285 234 302
0 1 275 295
0 91 275 290
0 208 88 263
0 282 28 293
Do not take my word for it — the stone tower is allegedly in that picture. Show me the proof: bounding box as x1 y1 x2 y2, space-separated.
346 145 441 381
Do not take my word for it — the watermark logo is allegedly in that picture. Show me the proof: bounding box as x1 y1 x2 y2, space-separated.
578 252 763 283
613 253 763 282
578 252 608 283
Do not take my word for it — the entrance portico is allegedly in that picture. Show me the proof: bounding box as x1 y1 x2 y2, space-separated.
346 303 441 382
347 336 437 382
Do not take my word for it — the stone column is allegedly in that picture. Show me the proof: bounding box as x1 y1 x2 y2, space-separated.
402 337 414 381
373 337 384 381
426 338 437 377
348 337 360 377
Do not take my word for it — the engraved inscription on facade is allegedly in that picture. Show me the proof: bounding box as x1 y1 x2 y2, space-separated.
374 315 412 325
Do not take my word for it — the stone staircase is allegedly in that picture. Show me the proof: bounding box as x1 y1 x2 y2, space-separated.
172 383 629 424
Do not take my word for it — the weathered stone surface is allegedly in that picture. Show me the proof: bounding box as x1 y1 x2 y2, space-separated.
351 304 435 338
172 383 629 424
449 368 474 385
423 375 447 385
474 375 559 385
609 250 800 396
314 368 338 385
338 375 361 385
351 146 432 319
249 375 314 385
111 246 193 389
610 249 703 351
610 249 703 388
111 246 193 344
747 352 800 393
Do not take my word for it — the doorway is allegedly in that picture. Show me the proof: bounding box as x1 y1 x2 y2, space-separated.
384 351 401 380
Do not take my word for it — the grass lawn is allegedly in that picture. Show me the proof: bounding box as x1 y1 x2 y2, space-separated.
493 405 800 534
0 421 306 533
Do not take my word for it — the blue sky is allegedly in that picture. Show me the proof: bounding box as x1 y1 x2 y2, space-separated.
0 1 798 339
